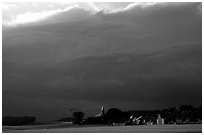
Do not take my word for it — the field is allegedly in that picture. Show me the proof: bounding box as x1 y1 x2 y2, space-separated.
3 124 202 133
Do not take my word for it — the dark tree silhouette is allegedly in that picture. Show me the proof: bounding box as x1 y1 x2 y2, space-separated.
105 108 124 123
83 116 106 124
72 111 84 124
180 105 194 112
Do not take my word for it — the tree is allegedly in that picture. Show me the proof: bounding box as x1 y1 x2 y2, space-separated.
72 111 84 124
105 108 124 123
179 105 194 112
83 116 105 124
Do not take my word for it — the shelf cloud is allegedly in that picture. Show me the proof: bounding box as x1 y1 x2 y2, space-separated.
2 2 173 26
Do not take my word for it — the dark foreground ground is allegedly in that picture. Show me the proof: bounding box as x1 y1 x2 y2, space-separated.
3 124 202 133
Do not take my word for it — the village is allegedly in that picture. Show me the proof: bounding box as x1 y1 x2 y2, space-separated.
2 105 202 133
67 105 202 126
3 105 201 127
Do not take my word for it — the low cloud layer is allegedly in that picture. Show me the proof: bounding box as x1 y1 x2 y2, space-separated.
3 2 202 121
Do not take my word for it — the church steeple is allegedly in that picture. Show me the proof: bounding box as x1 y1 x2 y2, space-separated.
95 106 105 117
101 106 105 116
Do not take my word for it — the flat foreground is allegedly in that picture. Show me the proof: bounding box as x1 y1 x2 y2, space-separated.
3 124 202 133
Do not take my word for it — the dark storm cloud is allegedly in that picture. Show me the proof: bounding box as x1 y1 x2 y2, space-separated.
3 3 202 120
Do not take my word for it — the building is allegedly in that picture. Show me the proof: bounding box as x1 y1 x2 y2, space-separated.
156 114 164 125
95 106 105 117
147 120 153 125
176 119 183 124
83 106 106 124
143 115 156 125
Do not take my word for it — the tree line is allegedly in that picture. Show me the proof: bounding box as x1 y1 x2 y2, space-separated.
60 105 202 125
2 104 201 126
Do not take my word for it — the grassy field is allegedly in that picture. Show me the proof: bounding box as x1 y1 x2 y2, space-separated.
3 124 202 133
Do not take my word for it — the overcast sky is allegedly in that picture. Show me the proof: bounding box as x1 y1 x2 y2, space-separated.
2 2 202 121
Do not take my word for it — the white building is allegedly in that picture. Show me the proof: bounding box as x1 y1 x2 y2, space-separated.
156 114 164 125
